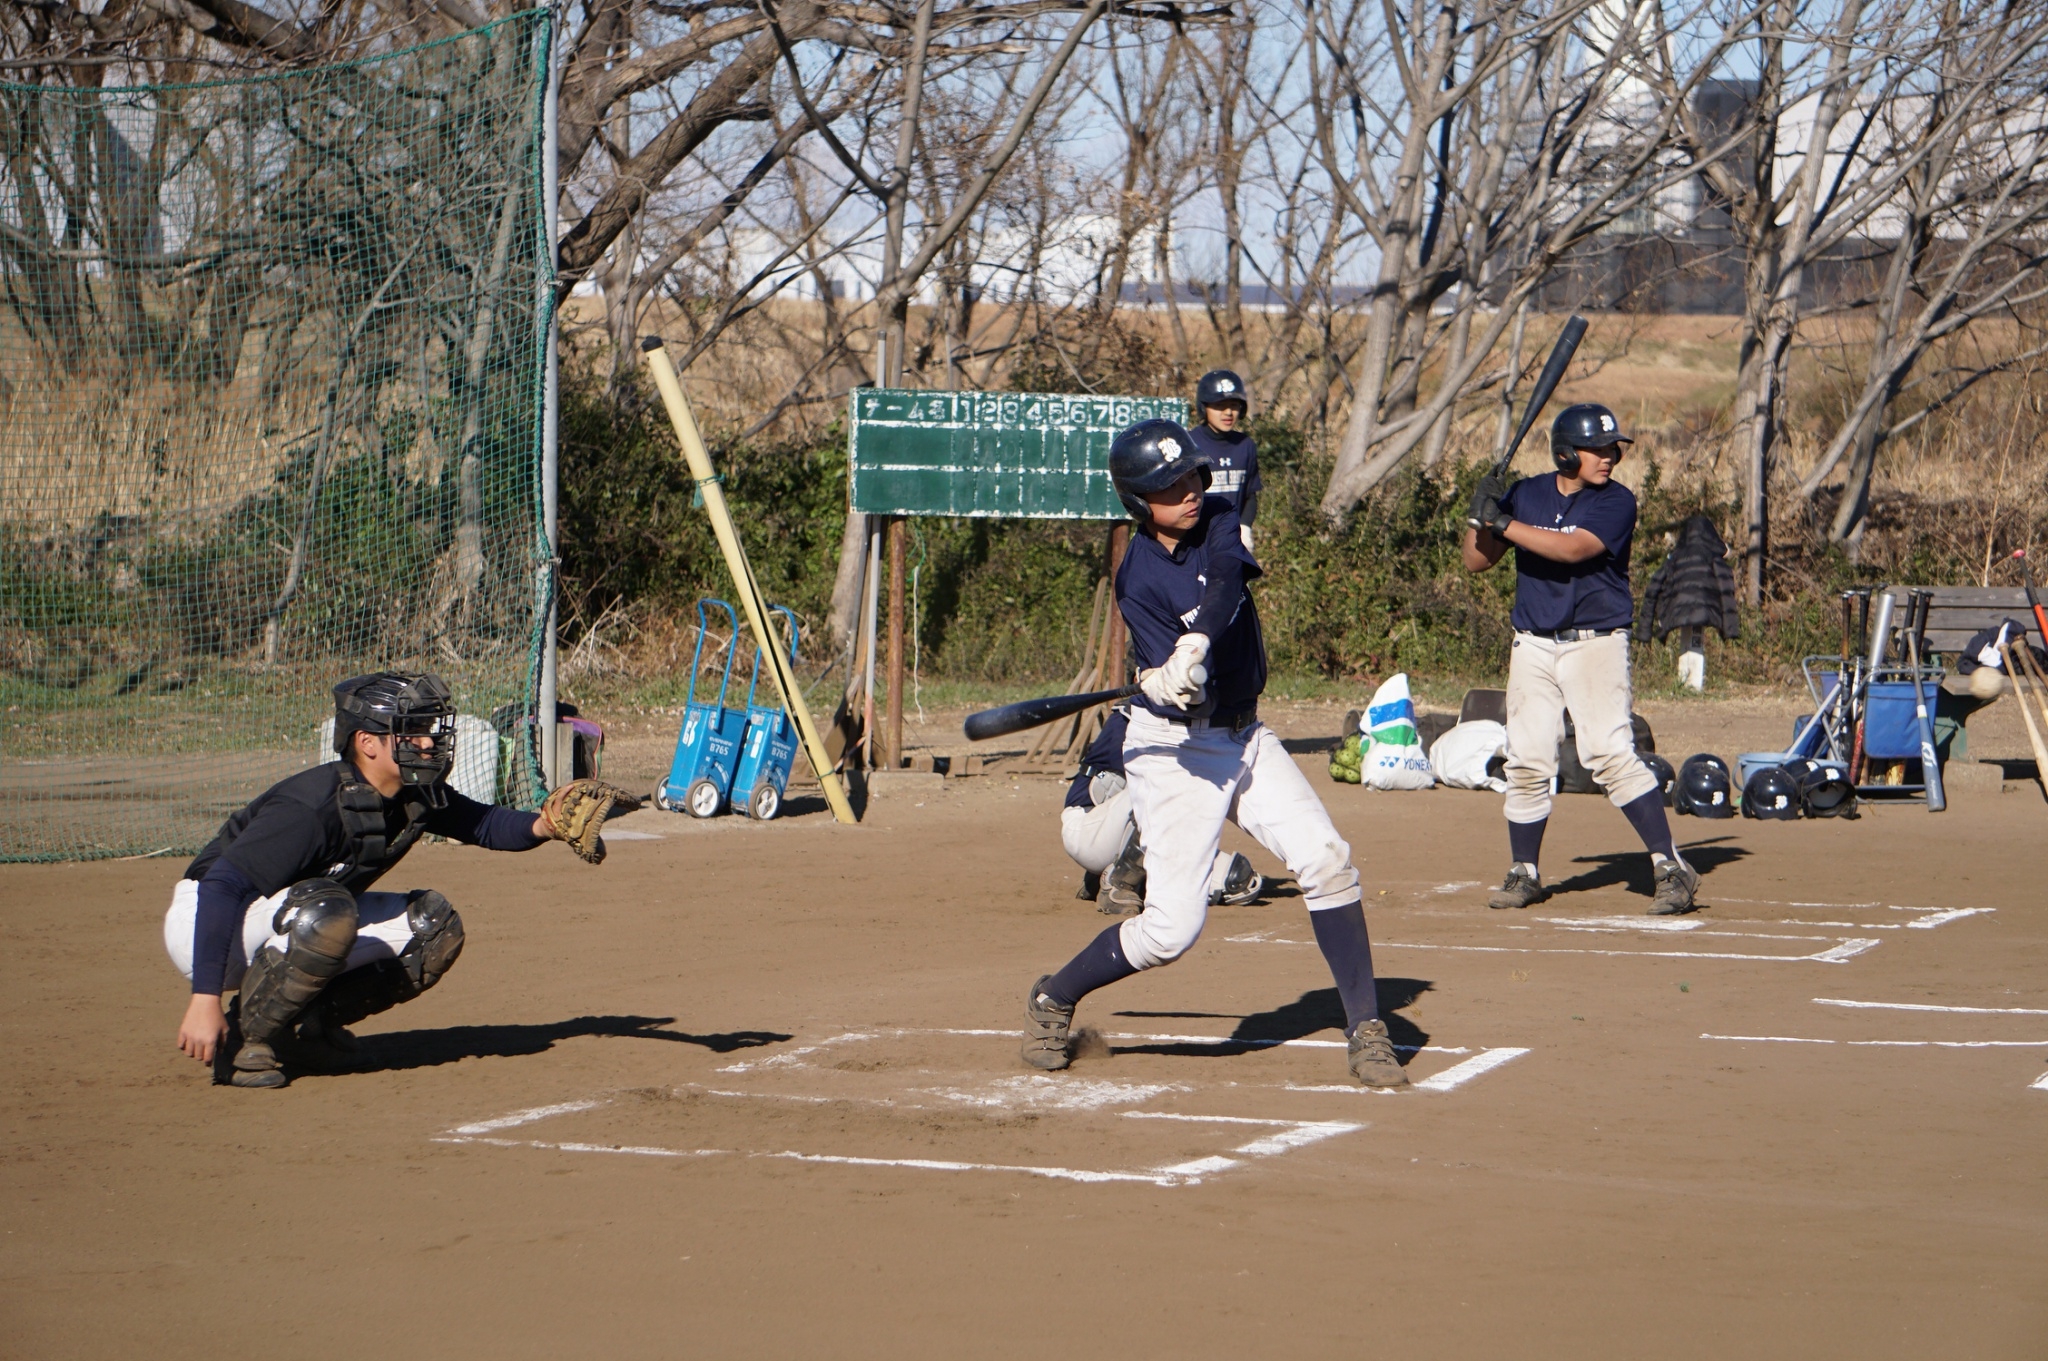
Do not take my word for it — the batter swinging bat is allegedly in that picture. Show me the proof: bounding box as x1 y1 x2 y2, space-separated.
1487 314 1590 480
964 665 1206 741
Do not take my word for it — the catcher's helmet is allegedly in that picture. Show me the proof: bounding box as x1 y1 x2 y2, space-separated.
1196 369 1248 412
1673 753 1734 818
1784 757 1856 818
1641 751 1678 806
1109 418 1210 522
1550 402 1633 476
334 671 457 795
1742 764 1802 820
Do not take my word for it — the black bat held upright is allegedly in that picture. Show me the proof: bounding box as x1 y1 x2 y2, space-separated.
1490 314 1589 480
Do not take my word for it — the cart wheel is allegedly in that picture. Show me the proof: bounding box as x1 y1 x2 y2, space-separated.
654 786 677 813
686 778 724 818
750 784 781 821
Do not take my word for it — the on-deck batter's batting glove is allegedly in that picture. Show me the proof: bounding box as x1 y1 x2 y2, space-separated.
540 779 642 865
1467 475 1512 534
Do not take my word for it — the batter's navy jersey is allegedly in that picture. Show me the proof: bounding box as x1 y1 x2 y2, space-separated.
1187 426 1261 521
1503 475 1637 632
1116 496 1266 719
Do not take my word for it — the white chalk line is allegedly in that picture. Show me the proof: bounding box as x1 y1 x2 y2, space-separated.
1375 938 1882 964
1703 1033 2048 1048
1814 997 2048 1016
1282 1046 1533 1096
2032 1073 2048 1092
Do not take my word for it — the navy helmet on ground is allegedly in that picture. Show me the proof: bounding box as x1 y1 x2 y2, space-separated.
1641 751 1678 806
1550 402 1634 476
1741 764 1802 820
1196 369 1248 412
1673 752 1733 818
1109 418 1210 522
1785 757 1856 818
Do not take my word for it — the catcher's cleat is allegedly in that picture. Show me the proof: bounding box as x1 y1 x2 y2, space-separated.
1212 853 1264 906
1100 825 1146 916
1099 881 1143 915
228 1040 289 1089
1648 857 1701 915
1488 865 1549 910
285 1012 365 1071
1347 1019 1409 1088
1021 975 1076 1071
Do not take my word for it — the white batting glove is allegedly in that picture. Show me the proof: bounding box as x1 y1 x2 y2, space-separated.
1138 666 1181 709
1159 633 1211 707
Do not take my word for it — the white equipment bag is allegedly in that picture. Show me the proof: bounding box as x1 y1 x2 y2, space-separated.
1360 673 1436 790
1430 719 1509 792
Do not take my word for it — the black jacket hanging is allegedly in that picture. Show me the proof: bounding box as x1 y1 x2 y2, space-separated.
1636 513 1741 643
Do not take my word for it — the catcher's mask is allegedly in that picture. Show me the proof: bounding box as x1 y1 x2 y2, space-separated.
333 671 456 799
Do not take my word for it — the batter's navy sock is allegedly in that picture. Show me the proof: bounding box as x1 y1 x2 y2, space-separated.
1618 790 1677 861
1309 901 1380 1036
1043 925 1138 1009
1507 818 1546 872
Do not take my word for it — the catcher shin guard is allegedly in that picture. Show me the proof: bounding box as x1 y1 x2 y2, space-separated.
317 891 466 1028
1100 823 1146 915
237 880 359 1046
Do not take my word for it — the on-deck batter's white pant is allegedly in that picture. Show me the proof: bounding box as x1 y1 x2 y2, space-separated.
1060 790 1239 896
1503 630 1658 825
163 879 420 990
1118 710 1361 969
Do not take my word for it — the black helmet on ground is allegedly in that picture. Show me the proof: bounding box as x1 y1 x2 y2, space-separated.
1550 402 1634 476
1784 757 1856 818
1741 764 1802 820
1673 753 1733 818
334 671 457 800
1109 418 1210 522
1196 369 1249 412
1641 751 1677 806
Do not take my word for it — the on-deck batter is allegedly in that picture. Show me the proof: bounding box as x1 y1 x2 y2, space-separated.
1019 418 1408 1087
1463 402 1700 915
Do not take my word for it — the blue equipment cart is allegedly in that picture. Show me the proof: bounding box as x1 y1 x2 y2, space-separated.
731 606 802 821
656 599 749 818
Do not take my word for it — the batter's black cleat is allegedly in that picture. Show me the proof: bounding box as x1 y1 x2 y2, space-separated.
1211 853 1264 906
1648 858 1701 915
1347 1019 1409 1088
1021 975 1076 1071
1076 870 1102 901
228 1040 289 1089
1488 865 1549 910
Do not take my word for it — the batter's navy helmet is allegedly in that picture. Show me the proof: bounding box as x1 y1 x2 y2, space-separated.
1742 764 1802 820
1550 402 1634 476
1196 369 1248 411
1109 418 1210 522
1641 751 1678 806
1673 753 1733 818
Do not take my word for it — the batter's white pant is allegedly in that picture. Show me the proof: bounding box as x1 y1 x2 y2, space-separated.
1060 791 1240 897
1118 710 1361 970
1504 631 1658 824
163 879 420 991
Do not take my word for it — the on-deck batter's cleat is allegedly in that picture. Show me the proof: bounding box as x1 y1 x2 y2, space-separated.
1648 858 1701 915
228 1040 289 1089
1211 853 1264 906
1487 865 1549 910
1021 975 1076 1071
1347 1019 1409 1088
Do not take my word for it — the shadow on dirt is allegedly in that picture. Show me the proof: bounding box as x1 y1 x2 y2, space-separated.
335 1016 794 1074
1107 979 1433 1061
1547 834 1749 898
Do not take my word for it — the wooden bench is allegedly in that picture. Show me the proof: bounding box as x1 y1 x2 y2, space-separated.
1879 586 2037 668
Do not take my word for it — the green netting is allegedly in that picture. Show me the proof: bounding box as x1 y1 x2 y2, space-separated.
0 13 555 861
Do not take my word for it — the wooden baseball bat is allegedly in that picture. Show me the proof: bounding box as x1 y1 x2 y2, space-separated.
2000 640 2048 803
2013 549 2048 650
963 665 1205 741
2008 631 2048 739
1486 314 1589 481
1903 590 1944 812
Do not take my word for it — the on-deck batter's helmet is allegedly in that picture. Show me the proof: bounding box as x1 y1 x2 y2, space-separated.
334 671 457 796
1742 764 1802 820
1784 757 1856 818
1196 369 1249 412
1550 402 1634 476
1110 418 1210 522
1641 751 1678 806
1673 753 1733 818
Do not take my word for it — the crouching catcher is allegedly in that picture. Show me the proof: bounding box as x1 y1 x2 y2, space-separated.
166 672 638 1088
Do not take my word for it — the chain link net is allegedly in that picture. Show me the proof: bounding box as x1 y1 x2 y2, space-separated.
0 12 554 861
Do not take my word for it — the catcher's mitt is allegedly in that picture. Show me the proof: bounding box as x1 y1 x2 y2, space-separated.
540 779 642 864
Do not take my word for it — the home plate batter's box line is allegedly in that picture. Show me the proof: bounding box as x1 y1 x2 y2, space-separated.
1225 931 1883 964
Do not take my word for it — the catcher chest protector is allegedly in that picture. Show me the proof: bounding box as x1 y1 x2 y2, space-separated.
1549 403 1634 476
331 778 434 894
1109 418 1210 522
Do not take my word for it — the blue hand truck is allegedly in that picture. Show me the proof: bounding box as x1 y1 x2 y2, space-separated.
731 606 802 821
655 599 749 818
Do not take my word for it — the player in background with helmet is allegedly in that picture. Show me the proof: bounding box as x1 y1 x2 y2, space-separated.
1463 403 1700 916
1062 705 1264 913
166 672 632 1088
1021 418 1407 1087
1186 369 1262 551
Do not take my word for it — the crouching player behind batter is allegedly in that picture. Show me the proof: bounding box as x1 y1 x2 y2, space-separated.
1463 403 1698 916
1022 419 1407 1087
166 672 634 1088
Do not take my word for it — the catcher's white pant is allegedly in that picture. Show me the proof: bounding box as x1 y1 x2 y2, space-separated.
1504 630 1658 824
1118 709 1361 970
163 879 420 990
1060 791 1240 896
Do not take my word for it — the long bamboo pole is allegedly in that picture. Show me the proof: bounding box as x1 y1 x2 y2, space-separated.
641 338 856 824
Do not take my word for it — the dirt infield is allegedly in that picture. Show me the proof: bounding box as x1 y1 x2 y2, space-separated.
4 695 2045 1359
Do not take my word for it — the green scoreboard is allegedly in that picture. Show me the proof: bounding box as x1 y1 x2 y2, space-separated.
847 388 1189 520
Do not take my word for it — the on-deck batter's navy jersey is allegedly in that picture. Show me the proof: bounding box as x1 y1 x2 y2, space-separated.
1064 710 1129 809
1187 425 1261 521
1502 475 1637 632
1117 496 1266 719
